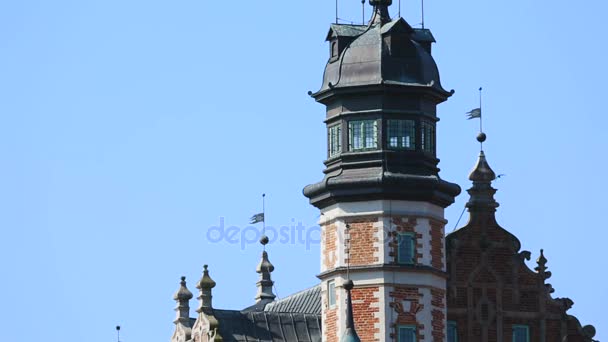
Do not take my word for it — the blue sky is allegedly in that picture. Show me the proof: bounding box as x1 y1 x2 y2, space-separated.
0 0 606 341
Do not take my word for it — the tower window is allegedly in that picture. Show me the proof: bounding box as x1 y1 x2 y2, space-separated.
331 41 338 58
398 325 417 342
328 124 342 158
421 121 435 154
327 280 336 308
387 119 416 150
348 120 378 151
397 232 415 265
512 325 529 342
447 321 458 342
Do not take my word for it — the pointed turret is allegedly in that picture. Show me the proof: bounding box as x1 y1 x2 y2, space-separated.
255 235 276 303
466 134 500 219
340 280 361 342
196 265 216 311
172 276 194 341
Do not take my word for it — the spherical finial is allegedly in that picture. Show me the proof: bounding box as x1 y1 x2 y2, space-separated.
181 276 186 281
260 235 269 245
116 326 121 331
203 264 208 271
343 279 354 291
477 132 487 143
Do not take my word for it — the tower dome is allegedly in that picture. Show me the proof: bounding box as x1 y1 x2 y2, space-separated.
319 18 450 97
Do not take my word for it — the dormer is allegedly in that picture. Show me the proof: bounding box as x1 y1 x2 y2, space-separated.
325 24 366 62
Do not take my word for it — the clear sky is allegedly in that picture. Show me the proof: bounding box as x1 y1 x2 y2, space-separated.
1 1 606 341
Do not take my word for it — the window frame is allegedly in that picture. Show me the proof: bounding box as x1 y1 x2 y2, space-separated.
512 325 530 342
387 119 416 150
348 119 378 152
447 321 458 342
397 232 415 265
397 325 417 342
328 123 342 158
420 121 435 155
327 280 336 309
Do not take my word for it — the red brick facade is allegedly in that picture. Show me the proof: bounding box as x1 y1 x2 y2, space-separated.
446 213 594 342
345 217 380 266
322 223 337 270
352 286 380 342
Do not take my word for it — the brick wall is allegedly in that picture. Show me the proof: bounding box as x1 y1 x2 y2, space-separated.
429 219 444 270
389 286 425 340
352 286 380 342
322 223 337 271
430 287 446 342
345 218 379 266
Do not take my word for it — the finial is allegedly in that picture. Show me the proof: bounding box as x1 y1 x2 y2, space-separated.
260 235 269 246
174 275 194 301
196 265 216 311
116 325 121 342
369 0 392 25
535 249 551 279
468 151 496 183
197 265 216 290
255 250 276 303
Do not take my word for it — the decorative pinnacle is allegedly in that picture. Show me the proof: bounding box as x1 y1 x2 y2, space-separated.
197 265 217 290
173 276 194 301
535 249 552 280
260 235 269 246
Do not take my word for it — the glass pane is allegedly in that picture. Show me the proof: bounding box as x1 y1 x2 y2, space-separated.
328 281 336 307
447 322 457 342
349 120 377 151
513 326 528 342
398 326 416 342
387 120 415 150
397 233 414 264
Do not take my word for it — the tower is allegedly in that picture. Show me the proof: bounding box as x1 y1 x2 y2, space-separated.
303 1 460 341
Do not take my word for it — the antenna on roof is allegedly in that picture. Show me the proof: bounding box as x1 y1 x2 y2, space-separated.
336 0 339 24
421 0 425 28
116 325 121 342
399 0 401 17
362 0 365 25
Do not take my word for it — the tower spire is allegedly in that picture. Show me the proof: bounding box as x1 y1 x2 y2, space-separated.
466 134 499 219
255 235 276 303
172 276 194 341
369 0 392 25
196 265 216 311
341 280 361 342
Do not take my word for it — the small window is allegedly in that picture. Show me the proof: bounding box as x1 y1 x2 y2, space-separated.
328 124 342 158
512 325 529 342
447 321 458 342
331 41 338 58
398 325 417 342
397 232 415 265
387 120 416 150
421 121 435 154
348 120 378 151
327 280 336 308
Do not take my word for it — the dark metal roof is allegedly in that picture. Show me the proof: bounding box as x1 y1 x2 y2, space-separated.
317 17 449 96
214 310 322 342
264 285 321 315
326 24 367 41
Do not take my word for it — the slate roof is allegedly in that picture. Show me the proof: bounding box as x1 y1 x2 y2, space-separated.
214 310 322 342
264 285 321 315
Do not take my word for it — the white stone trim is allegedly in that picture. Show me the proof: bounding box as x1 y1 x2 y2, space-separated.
320 200 445 225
